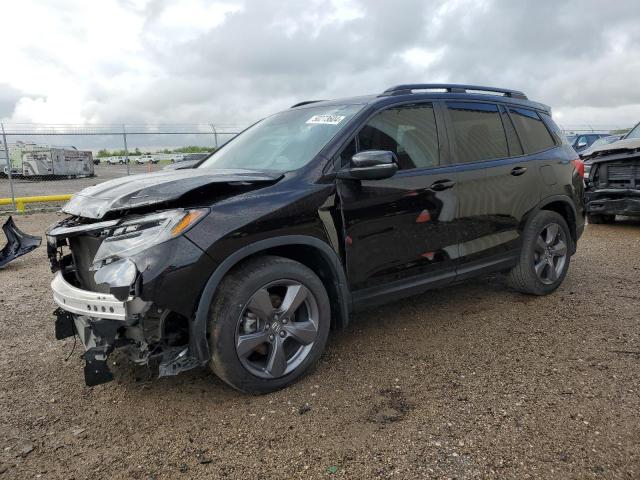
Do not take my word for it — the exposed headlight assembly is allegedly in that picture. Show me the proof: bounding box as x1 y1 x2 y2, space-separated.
92 208 207 268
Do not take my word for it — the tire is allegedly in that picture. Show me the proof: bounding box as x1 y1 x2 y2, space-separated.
507 210 572 295
587 213 615 224
208 255 331 394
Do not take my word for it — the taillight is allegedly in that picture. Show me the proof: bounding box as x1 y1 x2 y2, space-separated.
571 158 584 178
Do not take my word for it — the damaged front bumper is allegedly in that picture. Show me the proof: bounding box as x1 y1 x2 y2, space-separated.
51 271 144 320
585 189 640 217
52 270 202 386
52 271 151 386
47 215 216 387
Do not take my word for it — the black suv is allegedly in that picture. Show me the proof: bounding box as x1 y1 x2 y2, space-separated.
47 84 585 393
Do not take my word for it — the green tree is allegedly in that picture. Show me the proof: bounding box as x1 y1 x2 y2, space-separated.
173 145 216 154
611 128 631 135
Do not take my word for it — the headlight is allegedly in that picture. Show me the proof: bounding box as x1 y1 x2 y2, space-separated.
92 208 207 267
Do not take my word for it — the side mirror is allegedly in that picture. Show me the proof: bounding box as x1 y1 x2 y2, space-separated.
337 150 398 181
577 139 588 149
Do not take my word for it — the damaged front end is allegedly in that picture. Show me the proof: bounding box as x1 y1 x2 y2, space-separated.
47 209 213 386
583 141 640 218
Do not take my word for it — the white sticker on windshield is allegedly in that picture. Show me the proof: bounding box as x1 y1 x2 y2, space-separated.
306 114 346 125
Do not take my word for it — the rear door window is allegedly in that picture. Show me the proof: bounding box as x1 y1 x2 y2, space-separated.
509 107 556 153
445 102 508 164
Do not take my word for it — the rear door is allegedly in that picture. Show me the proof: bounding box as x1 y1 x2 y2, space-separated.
336 102 463 300
442 101 549 274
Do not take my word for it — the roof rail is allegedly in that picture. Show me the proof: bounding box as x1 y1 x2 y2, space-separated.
381 84 528 100
290 100 325 108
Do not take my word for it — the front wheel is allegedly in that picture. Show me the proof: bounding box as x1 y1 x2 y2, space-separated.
507 211 572 295
208 256 331 394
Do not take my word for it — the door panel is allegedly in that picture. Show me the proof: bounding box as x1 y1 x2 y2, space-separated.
454 159 541 262
339 169 460 291
336 102 462 292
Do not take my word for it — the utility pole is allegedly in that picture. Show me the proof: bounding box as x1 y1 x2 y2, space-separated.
1 123 16 211
210 124 218 149
123 125 130 175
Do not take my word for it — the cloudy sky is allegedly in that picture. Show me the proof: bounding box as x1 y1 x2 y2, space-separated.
2 0 640 131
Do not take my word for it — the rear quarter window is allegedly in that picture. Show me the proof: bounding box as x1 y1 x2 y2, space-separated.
509 108 556 153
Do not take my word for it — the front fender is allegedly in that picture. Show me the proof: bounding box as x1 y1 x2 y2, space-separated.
189 235 351 364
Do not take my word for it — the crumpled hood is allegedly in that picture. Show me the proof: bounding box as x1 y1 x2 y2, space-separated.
62 168 283 219
584 137 640 158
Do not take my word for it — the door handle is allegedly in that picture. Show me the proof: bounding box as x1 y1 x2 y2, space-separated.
511 166 527 176
430 179 456 191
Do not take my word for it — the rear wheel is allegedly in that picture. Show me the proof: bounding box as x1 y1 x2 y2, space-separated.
507 210 572 295
208 256 330 394
587 213 615 224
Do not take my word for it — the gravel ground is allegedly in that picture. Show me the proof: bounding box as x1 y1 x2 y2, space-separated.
1 213 639 479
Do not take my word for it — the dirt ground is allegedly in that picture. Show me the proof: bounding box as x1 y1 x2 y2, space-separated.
1 212 639 479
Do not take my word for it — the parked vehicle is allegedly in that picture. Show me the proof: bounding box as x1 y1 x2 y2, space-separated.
580 135 624 177
135 154 159 165
22 147 94 178
47 84 585 392
153 153 184 163
0 149 21 177
162 152 211 170
105 156 128 165
580 135 623 158
566 133 609 153
582 121 640 223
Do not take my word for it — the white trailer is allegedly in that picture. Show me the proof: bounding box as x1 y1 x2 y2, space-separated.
22 147 94 178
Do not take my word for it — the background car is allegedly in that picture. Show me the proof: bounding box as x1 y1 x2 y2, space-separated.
566 133 609 153
162 152 210 170
135 154 159 165
105 156 128 165
580 135 624 176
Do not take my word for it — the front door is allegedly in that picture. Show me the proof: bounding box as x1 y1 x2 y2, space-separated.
336 103 462 303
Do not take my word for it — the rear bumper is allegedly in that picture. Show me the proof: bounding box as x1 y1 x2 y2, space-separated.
585 190 640 217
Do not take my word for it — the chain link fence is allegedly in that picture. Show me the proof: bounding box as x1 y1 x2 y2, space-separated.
558 124 628 135
0 123 242 214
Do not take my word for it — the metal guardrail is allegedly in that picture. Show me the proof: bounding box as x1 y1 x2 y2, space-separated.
0 194 72 213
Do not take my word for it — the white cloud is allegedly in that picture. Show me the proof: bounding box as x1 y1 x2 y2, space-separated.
0 0 639 129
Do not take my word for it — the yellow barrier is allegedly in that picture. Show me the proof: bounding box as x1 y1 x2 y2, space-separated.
0 194 72 213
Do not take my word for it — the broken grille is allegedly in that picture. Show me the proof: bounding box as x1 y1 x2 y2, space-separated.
599 161 640 189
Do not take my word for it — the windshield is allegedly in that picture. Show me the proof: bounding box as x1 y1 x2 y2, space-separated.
625 122 640 139
199 104 362 172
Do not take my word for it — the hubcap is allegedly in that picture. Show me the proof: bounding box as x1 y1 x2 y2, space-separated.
235 280 319 379
533 222 568 285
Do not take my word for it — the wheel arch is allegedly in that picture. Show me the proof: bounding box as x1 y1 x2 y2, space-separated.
539 197 578 253
190 235 351 364
521 195 578 254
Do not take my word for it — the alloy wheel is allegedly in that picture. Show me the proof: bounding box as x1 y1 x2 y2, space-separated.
533 222 567 285
235 280 319 379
